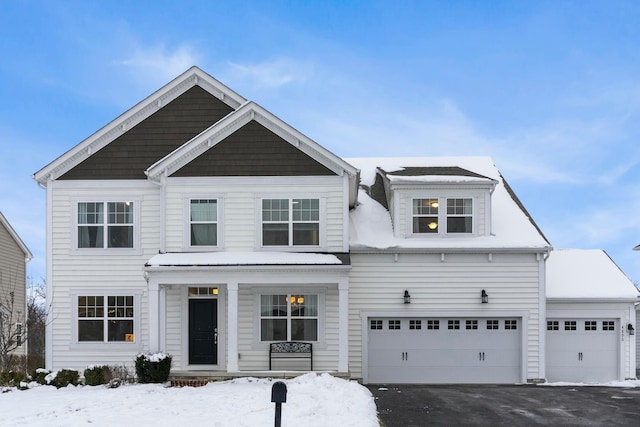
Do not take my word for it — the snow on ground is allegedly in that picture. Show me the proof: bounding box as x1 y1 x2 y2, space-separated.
0 373 378 427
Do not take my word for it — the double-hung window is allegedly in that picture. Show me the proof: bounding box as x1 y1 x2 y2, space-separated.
412 197 473 235
77 295 135 342
190 199 218 246
78 202 134 248
260 294 318 341
262 199 320 246
446 198 473 233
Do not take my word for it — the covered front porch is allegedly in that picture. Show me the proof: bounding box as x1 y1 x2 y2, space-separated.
143 252 351 375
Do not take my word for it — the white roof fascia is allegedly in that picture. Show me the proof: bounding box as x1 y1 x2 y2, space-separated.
145 101 359 181
547 297 640 303
0 212 33 261
33 66 247 185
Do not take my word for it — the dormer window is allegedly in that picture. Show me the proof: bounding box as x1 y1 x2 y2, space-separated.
446 198 473 233
412 197 473 235
412 199 439 234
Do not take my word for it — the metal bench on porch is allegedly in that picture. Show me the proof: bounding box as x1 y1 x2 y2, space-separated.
269 342 313 371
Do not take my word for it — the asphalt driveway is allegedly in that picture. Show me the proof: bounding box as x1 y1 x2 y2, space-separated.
367 384 640 426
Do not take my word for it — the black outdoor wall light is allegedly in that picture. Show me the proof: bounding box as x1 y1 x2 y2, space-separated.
481 289 489 304
404 290 411 304
627 323 635 335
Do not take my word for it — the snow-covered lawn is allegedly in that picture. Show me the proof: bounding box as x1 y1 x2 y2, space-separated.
0 373 378 427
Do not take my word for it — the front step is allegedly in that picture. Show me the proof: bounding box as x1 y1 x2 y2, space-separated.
168 371 352 387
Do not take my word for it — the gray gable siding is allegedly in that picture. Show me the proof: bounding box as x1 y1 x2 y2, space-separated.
59 86 234 180
171 120 337 177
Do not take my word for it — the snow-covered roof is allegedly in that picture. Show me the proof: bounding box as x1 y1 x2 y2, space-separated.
346 156 550 251
146 251 346 267
546 249 639 300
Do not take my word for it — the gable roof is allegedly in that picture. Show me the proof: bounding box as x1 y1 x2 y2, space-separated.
34 66 246 184
346 156 551 251
546 249 639 300
0 212 33 260
145 101 358 181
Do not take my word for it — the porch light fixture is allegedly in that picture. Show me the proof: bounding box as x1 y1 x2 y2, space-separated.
428 222 438 230
628 323 635 335
481 289 489 304
403 290 411 304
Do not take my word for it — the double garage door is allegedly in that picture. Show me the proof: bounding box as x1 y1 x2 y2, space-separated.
368 317 521 384
546 318 619 383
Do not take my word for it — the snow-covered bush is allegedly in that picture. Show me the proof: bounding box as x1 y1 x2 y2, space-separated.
84 365 110 386
30 368 50 385
134 353 172 383
49 369 79 388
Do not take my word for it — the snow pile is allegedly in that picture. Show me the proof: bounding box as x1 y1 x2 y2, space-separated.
0 373 378 427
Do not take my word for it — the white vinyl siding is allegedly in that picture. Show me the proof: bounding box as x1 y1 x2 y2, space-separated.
349 252 542 382
47 181 157 370
164 176 346 252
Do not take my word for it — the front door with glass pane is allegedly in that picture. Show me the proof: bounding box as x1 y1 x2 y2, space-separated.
189 299 218 365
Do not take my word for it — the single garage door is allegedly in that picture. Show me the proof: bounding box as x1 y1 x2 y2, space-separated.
546 318 619 383
368 317 521 384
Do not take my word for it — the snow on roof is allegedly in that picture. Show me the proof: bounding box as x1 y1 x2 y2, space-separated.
546 249 639 299
346 156 550 250
146 251 344 267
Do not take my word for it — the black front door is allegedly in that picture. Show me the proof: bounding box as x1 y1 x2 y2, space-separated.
189 299 218 365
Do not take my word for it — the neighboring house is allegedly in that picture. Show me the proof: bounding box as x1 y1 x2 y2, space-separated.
0 212 33 358
33 67 638 383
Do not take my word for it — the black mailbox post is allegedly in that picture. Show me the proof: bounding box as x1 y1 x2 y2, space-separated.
271 381 287 427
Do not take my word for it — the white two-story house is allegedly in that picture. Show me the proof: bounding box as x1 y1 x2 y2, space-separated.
34 67 638 384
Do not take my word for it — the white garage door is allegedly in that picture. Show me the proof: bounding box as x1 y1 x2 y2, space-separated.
367 317 521 384
546 318 619 383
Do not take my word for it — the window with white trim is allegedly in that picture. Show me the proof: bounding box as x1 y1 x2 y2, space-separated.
446 198 473 233
260 294 318 341
78 202 134 248
427 320 440 330
370 320 383 330
547 320 559 331
412 198 439 233
466 320 478 330
77 295 134 342
412 197 473 235
190 199 218 246
448 320 460 330
486 319 499 330
409 320 422 330
389 320 401 330
505 320 517 330
602 321 615 331
262 199 320 246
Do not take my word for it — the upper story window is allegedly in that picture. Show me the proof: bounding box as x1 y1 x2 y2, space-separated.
262 198 319 246
190 199 218 246
78 202 133 248
446 198 473 233
412 197 473 235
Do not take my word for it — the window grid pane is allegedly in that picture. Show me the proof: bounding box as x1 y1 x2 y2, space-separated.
446 198 473 233
78 295 134 342
412 198 439 234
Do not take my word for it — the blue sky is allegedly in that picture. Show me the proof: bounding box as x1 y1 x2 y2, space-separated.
1 0 639 285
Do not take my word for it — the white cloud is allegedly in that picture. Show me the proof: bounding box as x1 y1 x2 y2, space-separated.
223 58 314 88
116 43 200 86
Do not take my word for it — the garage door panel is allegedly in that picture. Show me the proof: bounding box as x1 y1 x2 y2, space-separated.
546 318 618 383
367 317 521 384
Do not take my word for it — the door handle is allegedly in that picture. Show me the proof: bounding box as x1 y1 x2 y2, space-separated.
479 352 485 361
214 328 218 345
401 351 408 361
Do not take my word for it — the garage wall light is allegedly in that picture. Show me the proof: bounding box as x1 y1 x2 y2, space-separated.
481 289 489 304
627 323 635 335
403 290 411 304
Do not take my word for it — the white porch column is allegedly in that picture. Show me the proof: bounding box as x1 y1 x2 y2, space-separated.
148 280 160 354
227 282 239 372
338 277 349 373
